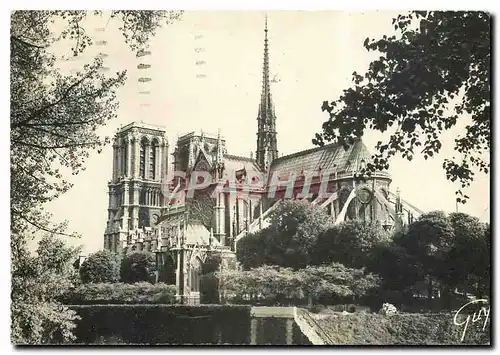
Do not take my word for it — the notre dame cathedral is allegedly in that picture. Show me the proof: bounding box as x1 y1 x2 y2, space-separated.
103 19 422 303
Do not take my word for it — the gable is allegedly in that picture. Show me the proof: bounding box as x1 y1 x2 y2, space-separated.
193 149 212 172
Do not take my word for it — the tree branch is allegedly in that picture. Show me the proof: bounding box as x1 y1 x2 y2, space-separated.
12 71 95 129
10 35 46 49
11 209 76 238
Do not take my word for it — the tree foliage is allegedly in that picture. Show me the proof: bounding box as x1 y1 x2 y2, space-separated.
201 252 222 274
79 250 120 284
235 203 489 308
314 11 490 202
398 211 455 270
237 200 333 269
120 251 157 283
374 211 490 303
10 10 182 344
315 221 389 268
296 263 380 302
11 234 81 344
219 263 380 305
444 213 490 297
236 229 269 270
10 10 182 238
369 241 424 292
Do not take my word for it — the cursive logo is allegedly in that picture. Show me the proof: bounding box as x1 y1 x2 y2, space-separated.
453 299 490 342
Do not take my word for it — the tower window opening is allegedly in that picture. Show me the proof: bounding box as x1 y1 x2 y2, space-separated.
150 140 158 180
122 143 128 177
140 139 146 179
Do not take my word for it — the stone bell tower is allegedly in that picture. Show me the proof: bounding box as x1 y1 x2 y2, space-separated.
104 121 169 254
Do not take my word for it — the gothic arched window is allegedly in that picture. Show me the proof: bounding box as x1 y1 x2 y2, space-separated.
150 139 158 179
140 138 147 179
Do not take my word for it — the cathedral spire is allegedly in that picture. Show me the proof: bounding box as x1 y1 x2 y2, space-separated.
256 14 278 171
262 15 269 102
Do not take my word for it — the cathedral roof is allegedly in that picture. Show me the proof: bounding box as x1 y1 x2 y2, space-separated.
184 222 221 246
268 139 391 183
224 154 263 175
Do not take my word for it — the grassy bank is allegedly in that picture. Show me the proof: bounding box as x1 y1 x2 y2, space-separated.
299 309 490 345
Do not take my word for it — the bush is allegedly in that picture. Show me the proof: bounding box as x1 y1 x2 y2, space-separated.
11 235 81 344
70 304 252 344
79 250 120 284
60 282 177 305
120 251 156 283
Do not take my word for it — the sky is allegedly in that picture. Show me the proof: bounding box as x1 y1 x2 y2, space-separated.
41 11 490 255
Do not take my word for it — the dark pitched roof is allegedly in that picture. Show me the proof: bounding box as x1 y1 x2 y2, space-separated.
268 139 391 181
223 154 265 187
224 154 263 174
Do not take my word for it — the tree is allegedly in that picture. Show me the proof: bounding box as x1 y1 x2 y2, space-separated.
11 11 182 238
120 251 157 283
296 263 380 306
265 200 333 269
79 250 120 284
219 263 380 306
236 229 269 269
480 225 491 297
315 221 389 268
237 200 333 269
445 213 490 297
11 234 81 344
397 211 455 300
314 11 490 203
10 10 182 343
369 241 424 293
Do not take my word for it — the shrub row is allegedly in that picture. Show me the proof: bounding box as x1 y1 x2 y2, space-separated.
69 304 252 344
79 250 158 284
60 282 177 305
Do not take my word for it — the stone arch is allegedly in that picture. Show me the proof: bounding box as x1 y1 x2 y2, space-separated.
375 186 390 220
374 186 397 224
338 187 355 221
336 183 376 224
338 186 351 208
